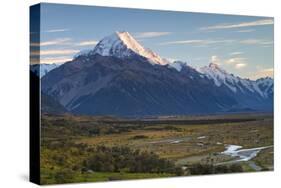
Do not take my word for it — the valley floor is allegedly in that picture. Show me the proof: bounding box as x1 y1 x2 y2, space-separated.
40 113 273 184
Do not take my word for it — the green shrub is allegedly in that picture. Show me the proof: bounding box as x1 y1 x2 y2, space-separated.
130 135 149 140
83 146 178 174
188 163 243 175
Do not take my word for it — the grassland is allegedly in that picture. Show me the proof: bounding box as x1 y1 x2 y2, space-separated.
40 113 273 184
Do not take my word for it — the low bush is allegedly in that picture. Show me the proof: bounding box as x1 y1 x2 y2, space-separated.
188 163 243 175
83 146 179 174
130 135 149 140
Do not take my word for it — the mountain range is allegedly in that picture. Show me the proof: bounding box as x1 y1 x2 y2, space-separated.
33 31 273 116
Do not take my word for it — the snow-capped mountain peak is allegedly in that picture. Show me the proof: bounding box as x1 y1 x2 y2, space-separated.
199 63 236 89
168 61 187 71
256 77 273 85
200 62 252 93
209 62 220 69
256 77 273 98
91 31 168 65
208 63 228 75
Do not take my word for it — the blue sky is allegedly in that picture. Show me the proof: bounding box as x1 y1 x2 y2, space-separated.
31 3 274 80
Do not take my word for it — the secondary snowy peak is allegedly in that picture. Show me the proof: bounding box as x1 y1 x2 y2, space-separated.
199 63 238 90
30 63 61 78
92 31 168 65
168 61 187 71
256 77 273 85
199 62 271 98
256 77 273 98
208 63 227 73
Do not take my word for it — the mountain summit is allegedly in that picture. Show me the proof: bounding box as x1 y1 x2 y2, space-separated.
89 31 168 65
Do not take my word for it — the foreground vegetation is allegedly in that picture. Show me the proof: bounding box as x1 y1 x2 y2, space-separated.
40 142 176 184
40 113 273 184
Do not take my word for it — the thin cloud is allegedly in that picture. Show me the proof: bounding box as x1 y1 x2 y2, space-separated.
44 28 69 33
39 56 73 64
235 63 247 69
134 32 171 39
236 29 255 33
225 57 247 64
31 38 100 47
239 39 273 45
200 19 273 30
31 49 79 56
160 39 204 45
230 52 244 56
30 29 69 35
211 55 221 65
76 40 99 46
164 57 178 63
160 38 272 47
210 55 248 69
30 38 72 47
160 39 234 45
